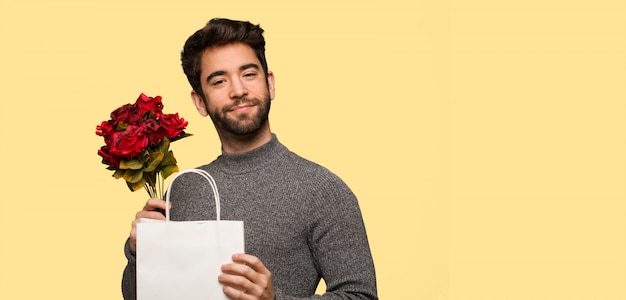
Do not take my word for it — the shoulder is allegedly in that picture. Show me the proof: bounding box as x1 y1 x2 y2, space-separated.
282 149 343 181
280 150 357 200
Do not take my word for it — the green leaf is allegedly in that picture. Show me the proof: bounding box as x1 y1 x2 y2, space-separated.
160 164 179 180
120 159 143 170
126 178 146 192
113 169 125 179
158 137 170 153
143 152 164 172
123 169 144 183
170 132 193 142
161 150 178 166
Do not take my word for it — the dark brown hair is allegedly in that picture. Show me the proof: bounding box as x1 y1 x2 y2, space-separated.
181 18 268 99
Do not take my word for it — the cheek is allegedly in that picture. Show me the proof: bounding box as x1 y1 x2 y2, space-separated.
206 89 228 103
204 94 225 114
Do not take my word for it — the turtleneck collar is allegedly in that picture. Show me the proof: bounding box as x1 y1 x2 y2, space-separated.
212 134 285 175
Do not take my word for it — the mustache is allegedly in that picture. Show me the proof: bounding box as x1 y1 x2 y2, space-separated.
224 97 261 111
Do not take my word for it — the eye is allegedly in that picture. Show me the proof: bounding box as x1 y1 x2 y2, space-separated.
243 72 257 79
211 78 226 86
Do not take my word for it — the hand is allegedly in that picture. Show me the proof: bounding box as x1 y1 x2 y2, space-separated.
219 254 275 300
129 198 170 253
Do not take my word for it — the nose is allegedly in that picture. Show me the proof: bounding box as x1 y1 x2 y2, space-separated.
229 78 248 99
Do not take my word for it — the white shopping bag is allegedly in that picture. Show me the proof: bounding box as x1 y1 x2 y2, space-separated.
136 169 244 300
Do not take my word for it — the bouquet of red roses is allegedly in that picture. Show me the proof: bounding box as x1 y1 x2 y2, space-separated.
96 93 191 198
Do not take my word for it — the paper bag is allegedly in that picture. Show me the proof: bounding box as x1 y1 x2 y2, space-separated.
136 169 244 300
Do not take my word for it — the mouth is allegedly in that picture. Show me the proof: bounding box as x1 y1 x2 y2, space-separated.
228 98 259 113
230 104 254 113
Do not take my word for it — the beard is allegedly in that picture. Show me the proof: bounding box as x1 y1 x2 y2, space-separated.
208 91 271 136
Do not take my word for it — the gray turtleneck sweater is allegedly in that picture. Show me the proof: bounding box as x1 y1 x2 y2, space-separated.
122 135 377 299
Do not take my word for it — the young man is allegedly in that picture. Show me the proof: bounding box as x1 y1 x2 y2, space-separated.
122 18 378 300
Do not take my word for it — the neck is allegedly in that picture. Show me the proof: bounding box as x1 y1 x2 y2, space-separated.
217 124 273 154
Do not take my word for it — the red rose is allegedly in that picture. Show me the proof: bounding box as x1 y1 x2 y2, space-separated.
160 113 188 139
97 145 120 169
109 125 148 159
96 120 116 144
136 93 164 118
141 118 167 145
110 103 142 125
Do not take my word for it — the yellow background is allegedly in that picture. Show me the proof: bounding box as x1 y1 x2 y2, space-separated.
1 0 625 299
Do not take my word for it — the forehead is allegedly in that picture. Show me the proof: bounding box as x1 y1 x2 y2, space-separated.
199 43 260 74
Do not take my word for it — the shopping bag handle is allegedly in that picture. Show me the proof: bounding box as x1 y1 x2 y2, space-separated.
164 169 221 222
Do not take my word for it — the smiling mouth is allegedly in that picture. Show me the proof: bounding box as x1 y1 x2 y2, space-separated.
230 104 254 113
228 98 260 112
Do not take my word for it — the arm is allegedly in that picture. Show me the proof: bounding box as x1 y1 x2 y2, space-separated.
121 239 137 300
215 176 377 300
304 179 378 300
121 198 169 300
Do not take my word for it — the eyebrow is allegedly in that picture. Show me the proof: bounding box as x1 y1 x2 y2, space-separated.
205 63 261 83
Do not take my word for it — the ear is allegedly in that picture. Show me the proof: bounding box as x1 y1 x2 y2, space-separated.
267 71 276 100
191 90 209 116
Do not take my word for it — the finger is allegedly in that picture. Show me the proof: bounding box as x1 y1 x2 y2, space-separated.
135 210 167 221
142 198 170 211
130 210 167 241
231 254 270 275
219 272 259 298
220 273 260 300
129 227 137 253
219 272 251 289
129 204 171 252
222 285 250 300
221 260 271 295
221 262 256 277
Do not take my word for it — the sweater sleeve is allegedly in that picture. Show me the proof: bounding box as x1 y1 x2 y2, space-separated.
121 238 137 300
282 174 378 300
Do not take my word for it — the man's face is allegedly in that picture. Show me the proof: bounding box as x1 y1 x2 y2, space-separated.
192 42 275 136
